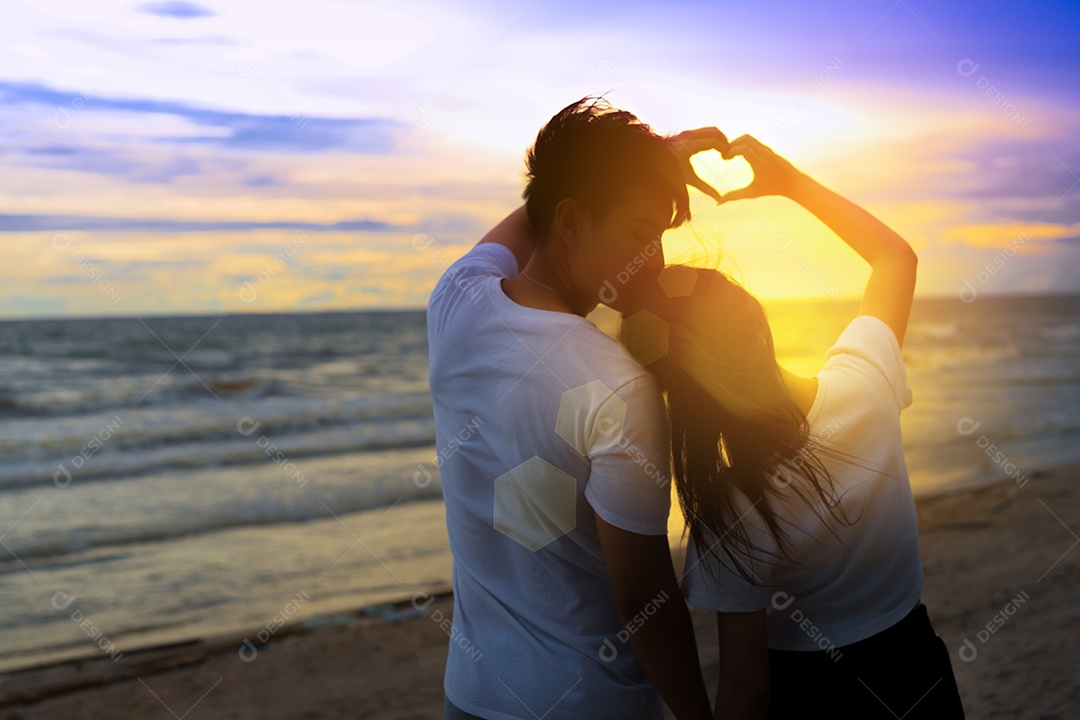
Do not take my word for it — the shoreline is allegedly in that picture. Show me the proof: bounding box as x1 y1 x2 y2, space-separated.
0 588 456 708
3 460 1078 718
0 467 1028 679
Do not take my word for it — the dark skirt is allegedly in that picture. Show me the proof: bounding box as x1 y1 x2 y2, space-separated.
767 603 965 719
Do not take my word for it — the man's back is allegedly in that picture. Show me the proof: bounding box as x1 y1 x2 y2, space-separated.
428 242 672 719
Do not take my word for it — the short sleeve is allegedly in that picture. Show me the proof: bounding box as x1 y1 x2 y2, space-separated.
679 494 777 612
430 243 518 304
428 243 518 345
824 315 913 411
582 375 671 536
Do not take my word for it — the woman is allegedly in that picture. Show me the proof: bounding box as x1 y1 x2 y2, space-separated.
621 135 965 719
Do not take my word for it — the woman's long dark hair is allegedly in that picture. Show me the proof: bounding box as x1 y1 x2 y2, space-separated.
621 267 855 584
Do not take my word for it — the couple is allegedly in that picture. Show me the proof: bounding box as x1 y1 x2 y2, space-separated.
426 96 965 720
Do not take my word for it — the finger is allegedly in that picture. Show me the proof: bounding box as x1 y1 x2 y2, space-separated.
681 127 728 152
722 134 756 159
671 127 728 155
715 185 757 205
688 172 722 203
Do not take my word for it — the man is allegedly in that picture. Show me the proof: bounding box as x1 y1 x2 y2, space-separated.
427 96 726 719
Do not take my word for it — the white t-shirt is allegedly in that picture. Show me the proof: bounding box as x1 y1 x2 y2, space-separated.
428 243 673 720
681 315 923 652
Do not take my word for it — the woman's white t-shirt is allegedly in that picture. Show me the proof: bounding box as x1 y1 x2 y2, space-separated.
681 314 924 651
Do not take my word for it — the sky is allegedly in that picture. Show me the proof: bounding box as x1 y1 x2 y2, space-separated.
2 0 1079 317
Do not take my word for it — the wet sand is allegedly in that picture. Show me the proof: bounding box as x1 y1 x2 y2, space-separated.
2 463 1078 719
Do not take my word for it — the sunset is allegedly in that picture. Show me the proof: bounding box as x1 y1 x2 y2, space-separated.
2 0 1078 316
1 2 1077 719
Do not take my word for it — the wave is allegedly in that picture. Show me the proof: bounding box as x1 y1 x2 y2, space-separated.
1038 323 1080 341
0 373 293 417
921 321 960 340
0 475 445 568
0 415 437 491
0 390 433 457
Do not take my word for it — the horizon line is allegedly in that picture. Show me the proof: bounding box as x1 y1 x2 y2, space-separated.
2 288 1076 323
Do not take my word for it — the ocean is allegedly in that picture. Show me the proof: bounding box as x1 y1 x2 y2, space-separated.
1 294 1078 671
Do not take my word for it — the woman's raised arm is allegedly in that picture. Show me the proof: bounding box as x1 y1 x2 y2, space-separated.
716 135 917 345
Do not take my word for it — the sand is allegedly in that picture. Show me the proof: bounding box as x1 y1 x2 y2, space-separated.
2 463 1078 719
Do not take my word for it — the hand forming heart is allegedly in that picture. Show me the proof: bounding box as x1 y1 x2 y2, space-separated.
666 129 804 206
665 127 729 204
713 134 804 205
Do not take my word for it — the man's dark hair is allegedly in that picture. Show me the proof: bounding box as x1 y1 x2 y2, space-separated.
522 95 690 238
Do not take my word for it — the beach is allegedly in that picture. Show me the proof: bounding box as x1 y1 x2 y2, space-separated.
3 298 1077 674
3 461 1076 719
4 1 1078 716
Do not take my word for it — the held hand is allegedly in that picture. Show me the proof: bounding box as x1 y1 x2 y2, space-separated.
665 127 729 203
716 134 805 205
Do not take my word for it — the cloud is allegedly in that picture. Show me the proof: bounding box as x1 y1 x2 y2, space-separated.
126 259 209 269
39 26 239 57
149 34 236 46
24 144 203 182
929 136 1080 226
300 290 335 305
0 213 402 233
0 80 404 154
2 294 69 317
951 138 1080 202
940 222 1080 252
40 276 86 285
135 1 216 19
2 0 1079 317
244 174 280 188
